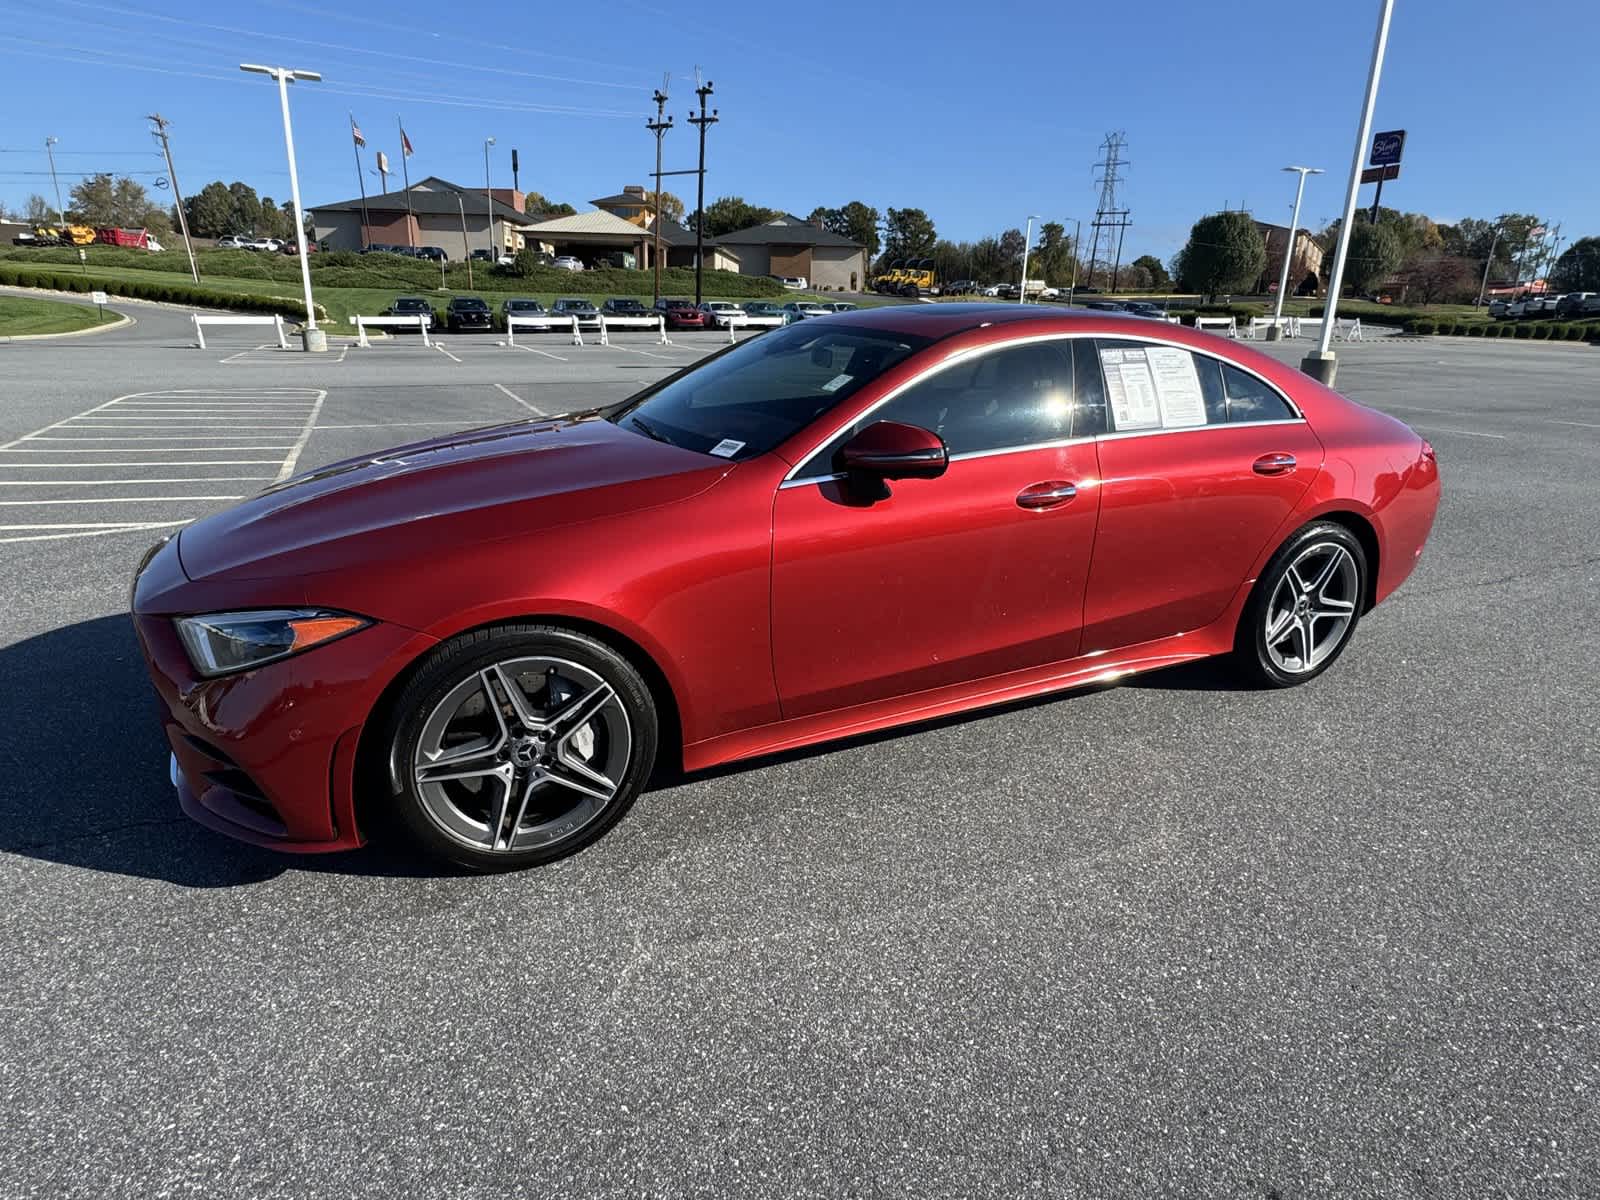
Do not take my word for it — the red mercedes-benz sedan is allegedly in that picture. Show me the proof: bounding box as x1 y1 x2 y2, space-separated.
132 304 1439 870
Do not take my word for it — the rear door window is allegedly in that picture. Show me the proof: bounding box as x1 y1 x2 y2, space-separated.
1093 339 1221 432
1221 364 1298 422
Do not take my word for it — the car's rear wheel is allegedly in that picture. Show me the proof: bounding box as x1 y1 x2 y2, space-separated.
1234 521 1367 688
382 625 658 871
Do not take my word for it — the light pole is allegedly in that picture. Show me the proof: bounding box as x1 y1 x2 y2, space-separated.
483 135 497 262
240 63 324 351
1018 214 1039 303
1302 0 1393 386
44 136 65 226
1267 165 1322 340
1067 217 1081 305
1473 225 1502 308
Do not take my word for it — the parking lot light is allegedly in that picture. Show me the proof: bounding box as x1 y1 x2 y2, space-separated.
1019 214 1040 303
1268 166 1322 340
483 136 497 264
1301 0 1393 385
240 63 324 351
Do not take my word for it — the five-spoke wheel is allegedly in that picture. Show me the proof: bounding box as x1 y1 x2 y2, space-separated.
1236 522 1368 687
382 626 657 870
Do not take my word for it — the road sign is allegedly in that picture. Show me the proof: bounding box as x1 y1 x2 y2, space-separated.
1370 129 1406 166
91 291 108 306
1360 164 1401 184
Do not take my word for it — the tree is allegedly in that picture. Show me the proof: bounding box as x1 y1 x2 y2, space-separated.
689 195 780 238
186 181 237 238
1032 222 1074 285
1343 219 1405 295
67 173 171 232
25 193 55 222
67 173 118 224
1402 253 1473 305
644 189 684 224
810 201 882 263
883 207 936 260
228 182 263 236
997 227 1025 267
523 191 576 217
1175 211 1266 298
969 236 1006 282
1549 237 1600 292
1131 254 1171 289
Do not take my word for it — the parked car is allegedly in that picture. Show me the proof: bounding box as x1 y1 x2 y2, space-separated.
500 298 547 329
1487 298 1511 318
698 301 747 327
1083 300 1127 312
944 280 979 297
782 301 831 321
1553 293 1591 317
381 297 436 330
551 256 584 272
1581 294 1600 316
824 302 857 313
601 298 651 318
413 246 447 262
552 298 600 323
216 235 250 250
131 303 1441 869
280 239 317 256
1120 301 1167 319
741 301 786 321
655 298 708 329
444 295 493 333
1508 296 1538 317
774 275 807 290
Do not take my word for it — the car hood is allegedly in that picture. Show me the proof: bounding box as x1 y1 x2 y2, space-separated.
177 415 727 582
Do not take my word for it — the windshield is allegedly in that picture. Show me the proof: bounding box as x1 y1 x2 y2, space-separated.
455 299 488 311
609 323 928 461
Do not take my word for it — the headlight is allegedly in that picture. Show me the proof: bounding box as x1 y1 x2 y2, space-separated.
174 609 370 678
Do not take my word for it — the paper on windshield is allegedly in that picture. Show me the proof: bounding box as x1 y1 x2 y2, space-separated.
1145 346 1207 427
1098 347 1160 430
821 373 853 393
709 438 745 458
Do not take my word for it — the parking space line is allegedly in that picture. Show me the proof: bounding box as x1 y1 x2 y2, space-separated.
494 383 543 415
0 495 245 504
1409 423 1507 440
0 520 189 545
0 477 272 485
510 343 569 362
219 343 274 364
3 447 300 453
0 460 282 466
435 343 463 364
275 391 327 482
1549 419 1600 430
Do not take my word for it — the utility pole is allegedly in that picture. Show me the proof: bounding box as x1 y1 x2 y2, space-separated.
1474 224 1501 308
1087 132 1131 292
688 75 718 306
44 136 65 226
647 80 673 304
148 113 200 283
457 194 473 288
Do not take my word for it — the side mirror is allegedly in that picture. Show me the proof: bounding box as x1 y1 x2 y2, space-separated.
839 421 948 481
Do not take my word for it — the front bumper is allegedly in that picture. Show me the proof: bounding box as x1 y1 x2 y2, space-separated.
132 537 438 853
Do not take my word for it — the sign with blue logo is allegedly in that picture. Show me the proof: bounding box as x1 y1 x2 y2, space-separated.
1370 130 1406 167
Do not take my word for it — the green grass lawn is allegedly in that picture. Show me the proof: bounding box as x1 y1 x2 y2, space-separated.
0 295 120 336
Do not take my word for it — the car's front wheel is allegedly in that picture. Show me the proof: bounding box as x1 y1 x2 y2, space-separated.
1234 521 1367 688
380 625 658 871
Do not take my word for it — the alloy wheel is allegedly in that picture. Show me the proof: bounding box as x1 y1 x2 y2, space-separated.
1262 541 1360 675
412 656 631 854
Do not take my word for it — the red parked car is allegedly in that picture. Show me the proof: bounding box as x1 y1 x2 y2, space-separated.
654 297 708 330
132 304 1440 870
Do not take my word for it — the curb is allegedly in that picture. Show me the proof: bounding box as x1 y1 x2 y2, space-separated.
0 312 135 343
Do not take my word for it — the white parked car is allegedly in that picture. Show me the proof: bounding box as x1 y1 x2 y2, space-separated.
782 301 831 321
216 235 250 250
778 276 807 290
698 301 747 327
552 256 584 272
244 237 282 252
982 284 1004 297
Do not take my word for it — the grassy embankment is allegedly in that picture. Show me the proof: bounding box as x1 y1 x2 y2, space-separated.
0 294 120 336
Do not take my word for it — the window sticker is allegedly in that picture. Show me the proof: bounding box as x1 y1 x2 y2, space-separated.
821 373 854 393
1145 346 1208 427
708 438 745 458
1099 346 1160 430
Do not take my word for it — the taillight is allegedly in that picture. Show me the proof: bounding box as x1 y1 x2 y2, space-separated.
1420 440 1436 461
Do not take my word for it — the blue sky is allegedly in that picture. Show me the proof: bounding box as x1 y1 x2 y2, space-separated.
2 0 1595 260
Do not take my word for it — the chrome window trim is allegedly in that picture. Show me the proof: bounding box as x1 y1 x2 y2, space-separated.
781 329 1305 485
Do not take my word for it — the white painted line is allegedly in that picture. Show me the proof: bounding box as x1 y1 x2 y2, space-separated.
1409 423 1507 440
1549 419 1600 430
27 436 298 442
275 390 328 483
494 383 543 415
1 447 297 453
0 477 271 485
0 520 190 545
0 394 128 453
510 343 568 362
435 343 463 364
0 521 191 529
0 496 244 505
313 422 480 430
1376 403 1475 417
63 423 308 429
0 460 282 466
219 343 275 364
598 344 681 361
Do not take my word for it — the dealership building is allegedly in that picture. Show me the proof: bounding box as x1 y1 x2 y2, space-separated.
309 176 527 257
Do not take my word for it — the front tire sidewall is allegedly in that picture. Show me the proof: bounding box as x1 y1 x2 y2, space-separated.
1237 522 1367 689
383 625 658 872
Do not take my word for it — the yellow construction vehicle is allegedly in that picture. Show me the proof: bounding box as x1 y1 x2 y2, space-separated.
870 256 937 297
28 223 98 247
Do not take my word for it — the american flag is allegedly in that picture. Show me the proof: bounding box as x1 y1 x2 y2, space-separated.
400 127 414 158
350 116 365 147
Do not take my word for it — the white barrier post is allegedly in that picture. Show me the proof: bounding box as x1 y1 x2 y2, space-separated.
193 313 206 350
726 318 735 345
598 315 610 347
571 316 583 347
417 314 431 348
660 314 673 346
355 315 370 348
273 313 287 349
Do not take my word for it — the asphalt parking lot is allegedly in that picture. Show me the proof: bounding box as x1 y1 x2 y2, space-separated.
2 296 1598 1198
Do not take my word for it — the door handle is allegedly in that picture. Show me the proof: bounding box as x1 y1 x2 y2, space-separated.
1252 452 1297 476
1016 480 1078 510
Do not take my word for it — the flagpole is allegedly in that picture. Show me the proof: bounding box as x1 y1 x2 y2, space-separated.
350 113 371 250
398 115 416 249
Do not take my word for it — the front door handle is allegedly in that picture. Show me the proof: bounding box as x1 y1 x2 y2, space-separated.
1252 452 1297 476
1016 480 1078 510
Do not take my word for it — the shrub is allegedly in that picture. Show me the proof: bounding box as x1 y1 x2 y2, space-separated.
0 261 326 320
1513 323 1533 338
1411 319 1436 335
1531 323 1551 340
1568 324 1588 341
1466 323 1485 336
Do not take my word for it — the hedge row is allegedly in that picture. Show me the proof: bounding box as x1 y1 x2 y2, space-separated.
1406 316 1600 341
0 262 323 320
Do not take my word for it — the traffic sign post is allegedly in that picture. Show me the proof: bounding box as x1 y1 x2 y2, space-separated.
91 289 107 320
1367 129 1405 223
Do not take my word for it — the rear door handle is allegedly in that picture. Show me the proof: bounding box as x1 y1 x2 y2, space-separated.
1016 480 1078 510
1252 452 1297 476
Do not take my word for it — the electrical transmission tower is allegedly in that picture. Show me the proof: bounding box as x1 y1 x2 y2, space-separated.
1086 132 1132 290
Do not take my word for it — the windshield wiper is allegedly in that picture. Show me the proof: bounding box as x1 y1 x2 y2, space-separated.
628 415 672 445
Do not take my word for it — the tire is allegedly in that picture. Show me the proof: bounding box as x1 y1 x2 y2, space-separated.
379 624 659 871
1233 521 1367 688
